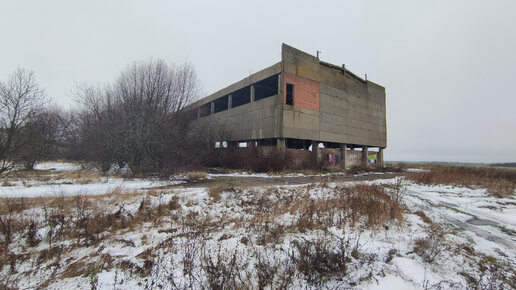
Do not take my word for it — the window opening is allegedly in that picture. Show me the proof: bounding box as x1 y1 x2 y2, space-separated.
231 86 251 108
286 83 294 105
255 74 278 101
213 95 229 113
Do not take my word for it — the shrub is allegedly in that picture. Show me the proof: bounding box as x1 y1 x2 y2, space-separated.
291 238 349 286
413 224 448 263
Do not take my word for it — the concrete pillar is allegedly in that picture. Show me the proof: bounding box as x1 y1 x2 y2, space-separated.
276 138 285 149
250 85 255 102
378 148 384 167
340 144 348 169
228 94 232 109
197 107 201 119
361 145 368 167
312 141 319 163
210 102 214 114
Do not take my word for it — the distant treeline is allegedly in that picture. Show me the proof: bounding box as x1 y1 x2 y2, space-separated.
490 163 516 168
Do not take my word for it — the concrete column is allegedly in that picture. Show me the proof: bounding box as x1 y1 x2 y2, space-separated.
312 141 319 163
228 94 232 109
250 85 255 102
197 107 201 119
378 148 384 167
210 102 214 114
361 145 368 167
276 138 285 149
340 144 348 169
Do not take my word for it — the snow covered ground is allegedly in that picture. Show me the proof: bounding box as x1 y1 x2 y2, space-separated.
0 162 514 289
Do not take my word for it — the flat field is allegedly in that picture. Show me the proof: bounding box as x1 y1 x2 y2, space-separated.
0 162 514 289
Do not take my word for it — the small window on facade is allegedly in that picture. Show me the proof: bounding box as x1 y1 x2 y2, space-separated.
286 83 294 105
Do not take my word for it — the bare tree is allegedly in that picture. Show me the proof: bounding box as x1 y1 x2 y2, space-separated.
17 107 72 169
0 69 46 173
73 59 202 173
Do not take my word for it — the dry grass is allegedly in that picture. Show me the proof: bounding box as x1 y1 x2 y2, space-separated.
336 184 403 228
186 171 207 182
414 210 433 224
405 165 516 197
208 184 230 201
0 177 407 288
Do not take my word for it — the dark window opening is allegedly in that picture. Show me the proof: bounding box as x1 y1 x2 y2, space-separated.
325 142 341 149
255 74 279 101
257 138 277 146
286 138 305 149
199 103 211 117
213 95 229 113
232 86 251 108
286 83 294 105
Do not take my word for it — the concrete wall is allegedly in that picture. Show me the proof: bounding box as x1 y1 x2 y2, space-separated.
200 96 281 140
281 44 387 148
190 44 386 150
189 63 283 141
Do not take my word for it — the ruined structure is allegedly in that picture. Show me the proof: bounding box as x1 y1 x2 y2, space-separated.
189 44 386 168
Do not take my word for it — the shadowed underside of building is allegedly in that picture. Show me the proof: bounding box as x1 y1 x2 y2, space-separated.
189 44 386 168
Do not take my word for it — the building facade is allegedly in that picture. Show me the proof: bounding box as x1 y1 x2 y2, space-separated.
189 44 386 168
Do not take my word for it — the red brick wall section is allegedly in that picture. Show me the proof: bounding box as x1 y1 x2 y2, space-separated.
284 72 320 111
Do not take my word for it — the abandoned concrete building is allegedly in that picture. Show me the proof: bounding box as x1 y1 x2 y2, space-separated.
189 44 386 168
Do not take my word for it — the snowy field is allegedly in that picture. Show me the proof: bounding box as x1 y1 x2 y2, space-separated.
0 162 514 289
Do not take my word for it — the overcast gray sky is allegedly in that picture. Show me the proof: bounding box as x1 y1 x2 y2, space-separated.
2 0 515 163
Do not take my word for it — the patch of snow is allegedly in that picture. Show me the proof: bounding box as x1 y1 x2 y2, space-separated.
34 162 81 171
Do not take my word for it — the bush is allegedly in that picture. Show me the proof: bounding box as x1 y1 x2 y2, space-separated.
291 238 349 285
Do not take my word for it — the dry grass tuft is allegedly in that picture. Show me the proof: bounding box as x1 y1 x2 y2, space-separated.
186 171 208 182
208 184 229 201
414 210 432 224
335 184 403 228
406 166 516 197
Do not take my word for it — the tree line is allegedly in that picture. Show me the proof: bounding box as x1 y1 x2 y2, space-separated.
0 59 219 175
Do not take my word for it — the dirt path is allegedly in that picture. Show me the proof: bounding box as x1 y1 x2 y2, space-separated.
406 189 516 250
185 172 402 188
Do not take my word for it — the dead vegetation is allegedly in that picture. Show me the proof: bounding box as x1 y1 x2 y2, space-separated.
405 165 516 197
0 181 406 288
1 172 513 289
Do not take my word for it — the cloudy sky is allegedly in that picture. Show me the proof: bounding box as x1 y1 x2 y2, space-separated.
2 0 515 163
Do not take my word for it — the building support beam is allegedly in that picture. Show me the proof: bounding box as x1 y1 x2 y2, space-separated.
340 144 348 169
250 85 255 102
378 148 384 167
312 141 319 163
228 94 232 109
210 102 214 114
276 138 285 149
362 145 368 167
